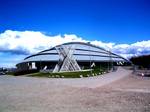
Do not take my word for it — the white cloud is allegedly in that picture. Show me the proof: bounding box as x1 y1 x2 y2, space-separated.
112 41 150 58
0 30 86 54
90 40 115 49
0 30 150 67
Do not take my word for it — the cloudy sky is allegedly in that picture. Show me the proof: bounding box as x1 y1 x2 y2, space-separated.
0 0 150 67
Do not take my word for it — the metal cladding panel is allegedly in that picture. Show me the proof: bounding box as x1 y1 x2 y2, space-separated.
68 43 108 53
39 49 57 54
22 42 127 63
23 54 59 62
74 55 124 62
40 49 110 57
74 50 119 58
75 55 109 61
23 54 124 62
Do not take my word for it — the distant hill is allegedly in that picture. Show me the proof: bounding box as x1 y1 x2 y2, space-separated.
130 55 150 68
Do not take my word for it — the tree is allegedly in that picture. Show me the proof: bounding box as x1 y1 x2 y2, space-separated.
130 55 150 68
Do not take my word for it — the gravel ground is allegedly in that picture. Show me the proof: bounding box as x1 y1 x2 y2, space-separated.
0 67 150 112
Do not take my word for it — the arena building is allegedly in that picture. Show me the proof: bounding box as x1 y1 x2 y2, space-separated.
16 42 130 72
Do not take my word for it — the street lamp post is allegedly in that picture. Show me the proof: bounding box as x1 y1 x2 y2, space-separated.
107 46 113 72
88 42 92 75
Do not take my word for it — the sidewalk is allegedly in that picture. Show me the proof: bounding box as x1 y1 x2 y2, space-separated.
54 67 132 88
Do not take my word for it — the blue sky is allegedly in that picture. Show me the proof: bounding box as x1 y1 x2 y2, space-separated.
0 0 150 67
1 0 150 43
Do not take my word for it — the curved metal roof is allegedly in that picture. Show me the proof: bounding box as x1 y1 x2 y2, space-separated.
19 42 129 63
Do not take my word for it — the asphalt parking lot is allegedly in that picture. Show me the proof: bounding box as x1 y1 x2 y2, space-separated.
0 67 150 112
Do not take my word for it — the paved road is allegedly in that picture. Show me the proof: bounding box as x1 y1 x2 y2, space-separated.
1 67 150 112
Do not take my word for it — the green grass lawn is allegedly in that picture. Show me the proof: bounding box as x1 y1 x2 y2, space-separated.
27 67 108 78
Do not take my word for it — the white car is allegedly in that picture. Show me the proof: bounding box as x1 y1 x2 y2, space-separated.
0 72 6 75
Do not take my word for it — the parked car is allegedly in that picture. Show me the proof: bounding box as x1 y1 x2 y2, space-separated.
0 72 6 75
